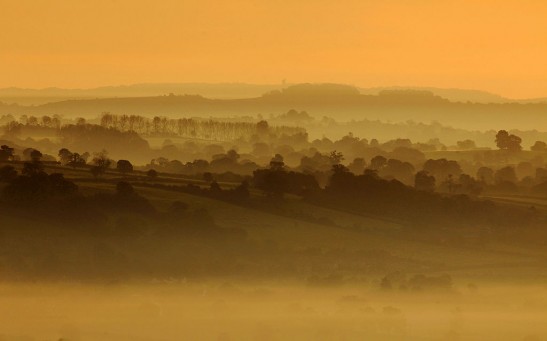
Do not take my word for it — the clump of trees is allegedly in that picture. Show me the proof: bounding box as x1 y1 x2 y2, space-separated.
116 160 133 175
531 141 547 152
414 171 435 192
495 130 522 151
2 166 77 203
0 145 14 161
90 150 112 179
456 139 476 150
253 155 320 198
146 149 259 177
53 123 151 164
58 148 89 167
146 169 158 180
279 162 537 229
0 165 18 182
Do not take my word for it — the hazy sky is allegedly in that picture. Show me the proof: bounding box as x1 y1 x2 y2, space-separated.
1 0 547 98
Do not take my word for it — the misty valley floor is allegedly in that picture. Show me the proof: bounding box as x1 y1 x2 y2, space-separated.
1 281 547 341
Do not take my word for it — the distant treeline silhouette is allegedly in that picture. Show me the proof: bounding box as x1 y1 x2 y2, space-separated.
99 113 304 140
248 158 541 230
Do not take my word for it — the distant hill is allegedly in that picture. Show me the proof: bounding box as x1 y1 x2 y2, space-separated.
0 83 288 105
2 83 547 131
3 82 547 106
360 86 547 104
359 86 510 103
263 83 361 100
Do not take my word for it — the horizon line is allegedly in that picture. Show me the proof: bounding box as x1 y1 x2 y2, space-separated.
1 81 543 101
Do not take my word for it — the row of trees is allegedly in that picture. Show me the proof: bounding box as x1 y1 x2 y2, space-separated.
247 156 538 230
76 149 133 179
0 144 135 181
247 149 547 200
99 113 304 141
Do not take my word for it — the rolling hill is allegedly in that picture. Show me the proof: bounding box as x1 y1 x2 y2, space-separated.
2 83 547 131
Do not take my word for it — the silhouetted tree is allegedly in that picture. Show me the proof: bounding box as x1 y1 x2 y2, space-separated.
30 149 43 163
226 149 240 161
202 172 213 182
0 145 14 161
147 169 158 180
116 160 133 175
414 170 436 192
269 154 285 170
495 130 522 151
381 138 412 150
329 150 344 165
347 157 366 174
370 155 387 170
332 163 349 174
93 150 112 169
90 150 111 178
423 159 462 182
253 168 288 198
531 141 547 152
457 174 483 195
256 120 269 135
22 162 44 176
67 152 86 168
0 165 17 182
326 164 355 194
495 166 518 184
457 139 476 150
3 122 22 138
232 180 250 201
390 147 425 165
90 166 102 179
3 171 77 203
299 152 335 173
477 167 494 184
22 148 34 161
81 152 90 162
58 148 72 165
380 159 415 185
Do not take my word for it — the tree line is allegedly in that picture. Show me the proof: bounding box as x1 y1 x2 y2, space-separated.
99 113 304 141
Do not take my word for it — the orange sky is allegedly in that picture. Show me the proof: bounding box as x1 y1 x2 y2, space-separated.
1 0 547 98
